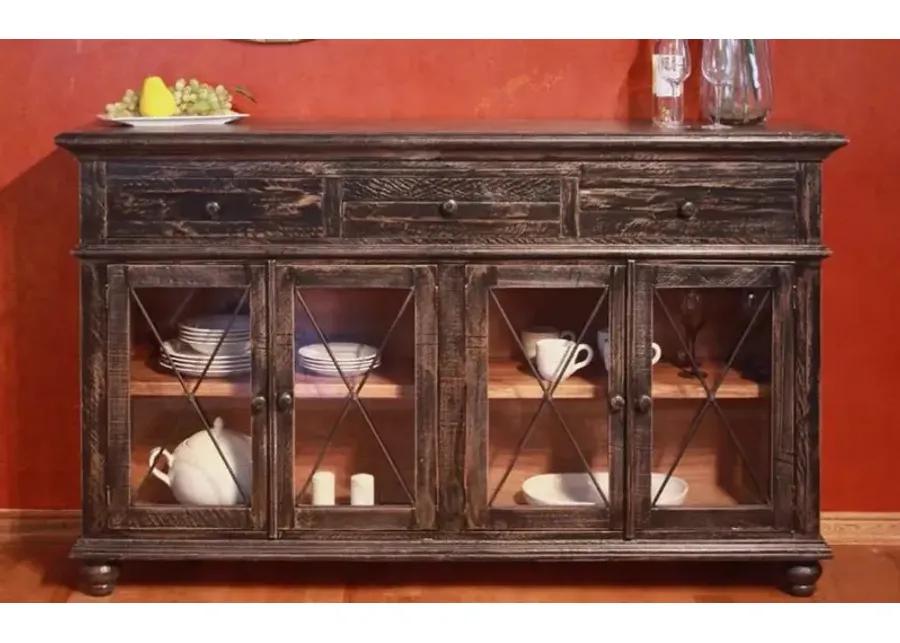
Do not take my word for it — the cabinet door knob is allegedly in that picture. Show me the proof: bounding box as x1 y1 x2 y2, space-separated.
635 394 653 414
678 201 698 219
205 200 222 217
609 395 626 412
250 395 266 414
276 391 293 412
439 199 458 218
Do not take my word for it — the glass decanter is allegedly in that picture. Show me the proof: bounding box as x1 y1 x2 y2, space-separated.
701 39 773 126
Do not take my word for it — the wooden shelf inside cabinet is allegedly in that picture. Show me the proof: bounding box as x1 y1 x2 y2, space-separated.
488 360 768 400
130 354 767 400
487 450 743 507
129 353 416 399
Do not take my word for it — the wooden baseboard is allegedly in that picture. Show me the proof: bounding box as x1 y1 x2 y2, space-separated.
0 509 81 542
821 512 900 545
2 509 899 545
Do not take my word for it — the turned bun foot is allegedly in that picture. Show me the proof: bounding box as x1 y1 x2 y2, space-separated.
785 561 822 597
80 562 120 597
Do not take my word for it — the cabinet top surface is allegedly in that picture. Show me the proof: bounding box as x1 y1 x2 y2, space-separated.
56 119 847 156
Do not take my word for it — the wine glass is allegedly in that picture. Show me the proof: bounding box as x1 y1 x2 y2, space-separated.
678 289 707 379
656 39 692 128
701 39 736 129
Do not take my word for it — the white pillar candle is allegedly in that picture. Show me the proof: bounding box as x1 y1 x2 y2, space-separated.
350 473 375 506
311 471 335 506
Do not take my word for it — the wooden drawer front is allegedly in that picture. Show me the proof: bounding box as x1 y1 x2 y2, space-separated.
578 162 799 243
341 175 562 239
106 162 324 240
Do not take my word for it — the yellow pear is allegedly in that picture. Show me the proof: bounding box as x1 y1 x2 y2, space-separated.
139 76 178 117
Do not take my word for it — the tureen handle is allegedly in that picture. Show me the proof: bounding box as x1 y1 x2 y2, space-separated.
148 447 175 487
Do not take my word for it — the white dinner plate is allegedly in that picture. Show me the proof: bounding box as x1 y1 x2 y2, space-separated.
297 355 378 367
97 113 248 128
298 342 378 362
161 339 250 363
522 472 688 507
158 360 250 377
179 330 250 339
179 315 250 334
160 359 251 371
180 339 251 356
300 357 381 369
161 355 251 367
299 357 380 368
300 360 380 377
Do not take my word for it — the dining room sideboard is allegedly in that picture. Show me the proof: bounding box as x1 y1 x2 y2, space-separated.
56 121 846 597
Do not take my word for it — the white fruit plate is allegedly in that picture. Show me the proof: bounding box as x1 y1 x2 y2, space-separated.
97 113 248 128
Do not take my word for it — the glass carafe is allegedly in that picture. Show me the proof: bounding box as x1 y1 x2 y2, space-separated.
701 39 773 126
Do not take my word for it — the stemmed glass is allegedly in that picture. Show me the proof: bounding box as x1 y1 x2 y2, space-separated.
678 289 707 379
654 39 692 128
701 39 736 129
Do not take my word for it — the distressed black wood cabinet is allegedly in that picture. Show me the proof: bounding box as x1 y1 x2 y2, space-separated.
57 121 845 597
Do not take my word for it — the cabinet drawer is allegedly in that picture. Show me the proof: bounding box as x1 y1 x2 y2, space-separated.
341 175 563 239
106 162 325 240
578 162 800 243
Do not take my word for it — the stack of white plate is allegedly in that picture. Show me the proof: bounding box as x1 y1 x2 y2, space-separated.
158 315 251 377
298 342 380 377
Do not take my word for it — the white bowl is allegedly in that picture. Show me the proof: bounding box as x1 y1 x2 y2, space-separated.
522 471 688 507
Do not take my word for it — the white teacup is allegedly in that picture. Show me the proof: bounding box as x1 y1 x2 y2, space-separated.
597 330 661 371
520 326 575 360
535 338 594 382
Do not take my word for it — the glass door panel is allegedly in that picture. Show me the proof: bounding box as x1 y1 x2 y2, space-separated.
466 265 624 532
651 288 772 507
631 264 792 534
275 265 436 532
107 264 266 532
292 288 416 508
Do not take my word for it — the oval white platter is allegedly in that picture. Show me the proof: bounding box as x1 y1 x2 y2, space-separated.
522 472 689 507
97 113 248 128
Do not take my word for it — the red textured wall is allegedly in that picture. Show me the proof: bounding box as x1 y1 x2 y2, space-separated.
0 40 896 510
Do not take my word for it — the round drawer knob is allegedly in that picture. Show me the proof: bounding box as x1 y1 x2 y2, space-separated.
608 395 626 412
205 200 222 217
250 395 266 414
678 201 698 220
635 394 653 414
439 199 459 218
276 391 293 412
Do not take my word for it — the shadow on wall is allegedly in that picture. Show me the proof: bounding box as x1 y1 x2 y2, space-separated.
0 150 81 509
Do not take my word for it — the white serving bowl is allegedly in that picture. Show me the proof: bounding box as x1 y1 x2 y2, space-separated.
522 471 688 507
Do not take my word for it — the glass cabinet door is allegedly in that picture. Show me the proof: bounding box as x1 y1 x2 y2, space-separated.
274 264 437 532
465 264 625 532
629 263 793 535
106 264 267 532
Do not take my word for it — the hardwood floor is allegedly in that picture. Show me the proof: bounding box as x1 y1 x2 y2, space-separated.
1 540 898 602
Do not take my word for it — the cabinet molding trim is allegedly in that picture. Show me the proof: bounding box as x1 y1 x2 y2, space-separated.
2 509 899 545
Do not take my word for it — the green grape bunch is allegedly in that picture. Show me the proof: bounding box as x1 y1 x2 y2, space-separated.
170 78 234 115
104 78 254 117
104 88 139 118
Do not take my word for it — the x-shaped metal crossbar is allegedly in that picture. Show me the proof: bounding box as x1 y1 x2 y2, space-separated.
651 288 771 506
294 288 415 505
488 288 611 508
132 286 251 504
